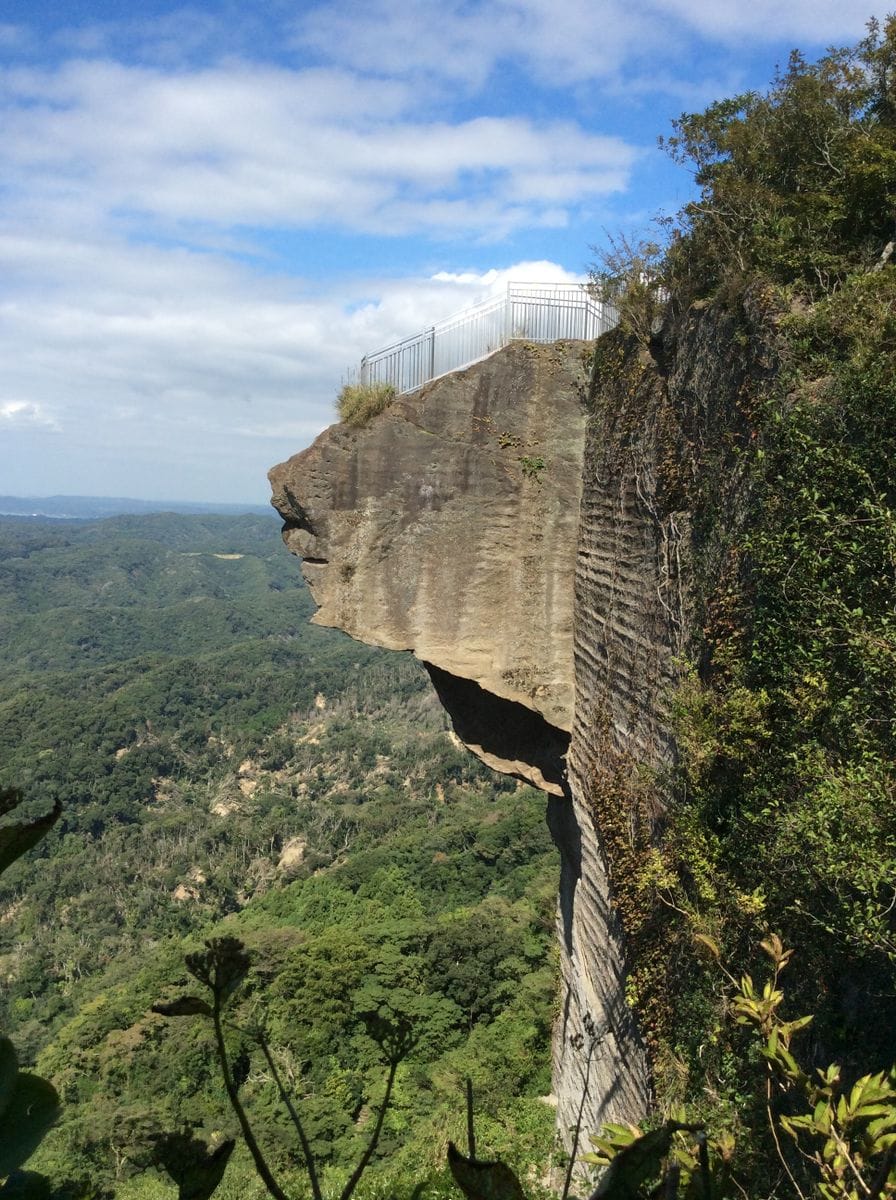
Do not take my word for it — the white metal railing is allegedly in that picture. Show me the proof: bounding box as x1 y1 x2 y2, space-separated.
357 283 619 395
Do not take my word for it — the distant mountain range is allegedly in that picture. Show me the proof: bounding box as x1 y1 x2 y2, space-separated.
0 494 276 519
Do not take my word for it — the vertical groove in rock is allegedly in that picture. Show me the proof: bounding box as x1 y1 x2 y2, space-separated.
552 345 673 1141
555 295 780 1147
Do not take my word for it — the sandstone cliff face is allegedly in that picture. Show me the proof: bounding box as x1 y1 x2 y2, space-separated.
269 341 589 794
270 337 652 1146
269 303 778 1152
557 294 777 1139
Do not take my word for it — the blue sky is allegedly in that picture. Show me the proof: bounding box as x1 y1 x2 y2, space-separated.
0 0 881 503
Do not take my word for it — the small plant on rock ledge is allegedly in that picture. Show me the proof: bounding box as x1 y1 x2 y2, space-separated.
337 381 397 427
518 455 546 482
588 232 666 346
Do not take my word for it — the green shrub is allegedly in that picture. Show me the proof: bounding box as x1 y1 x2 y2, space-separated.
518 455 545 482
337 383 397 428
588 233 666 345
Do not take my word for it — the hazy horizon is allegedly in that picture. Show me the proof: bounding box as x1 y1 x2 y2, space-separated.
0 491 276 514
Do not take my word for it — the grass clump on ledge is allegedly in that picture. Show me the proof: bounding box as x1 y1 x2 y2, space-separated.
337 380 397 427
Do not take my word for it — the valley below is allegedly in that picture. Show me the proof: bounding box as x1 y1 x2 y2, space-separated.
0 511 560 1199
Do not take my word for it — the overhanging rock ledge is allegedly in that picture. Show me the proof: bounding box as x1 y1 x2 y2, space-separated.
269 340 590 795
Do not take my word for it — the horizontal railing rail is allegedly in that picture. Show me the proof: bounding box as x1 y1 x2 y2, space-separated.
357 283 619 395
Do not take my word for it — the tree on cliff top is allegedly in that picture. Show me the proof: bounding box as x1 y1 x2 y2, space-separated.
661 15 896 296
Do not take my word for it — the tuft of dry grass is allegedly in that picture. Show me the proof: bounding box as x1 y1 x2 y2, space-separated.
336 381 397 427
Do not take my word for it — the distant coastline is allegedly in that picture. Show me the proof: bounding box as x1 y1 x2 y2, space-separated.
0 494 276 520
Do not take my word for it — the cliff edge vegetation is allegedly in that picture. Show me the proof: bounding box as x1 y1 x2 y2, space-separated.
584 17 896 1195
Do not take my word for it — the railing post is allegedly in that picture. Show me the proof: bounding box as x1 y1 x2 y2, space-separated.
504 283 512 347
429 326 435 383
359 356 369 386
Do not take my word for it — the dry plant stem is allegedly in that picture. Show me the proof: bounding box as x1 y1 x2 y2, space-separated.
729 1174 751 1200
872 240 895 272
765 1071 806 1200
827 1126 873 1198
466 1077 477 1160
256 1032 322 1200
338 1057 400 1200
212 1003 290 1200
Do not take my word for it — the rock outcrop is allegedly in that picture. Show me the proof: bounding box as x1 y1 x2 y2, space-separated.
269 341 590 794
269 302 778 1152
270 338 651 1146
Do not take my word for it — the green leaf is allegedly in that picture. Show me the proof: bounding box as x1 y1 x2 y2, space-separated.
0 1074 60 1176
769 1042 801 1079
818 1065 841 1088
446 1142 527 1200
855 1105 896 1127
782 1015 814 1035
591 1124 639 1146
812 1099 832 1134
780 1115 802 1140
591 1125 679 1198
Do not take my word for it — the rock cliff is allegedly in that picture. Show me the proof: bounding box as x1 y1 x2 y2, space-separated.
269 341 589 795
558 292 777 1137
269 301 778 1149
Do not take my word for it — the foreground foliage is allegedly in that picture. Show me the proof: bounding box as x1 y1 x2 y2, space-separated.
587 937 896 1200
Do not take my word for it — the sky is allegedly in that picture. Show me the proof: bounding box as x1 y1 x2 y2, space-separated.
0 0 882 504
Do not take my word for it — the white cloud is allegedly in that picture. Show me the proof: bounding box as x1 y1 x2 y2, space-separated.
1 1 880 503
0 221 578 498
0 401 61 432
297 0 654 87
653 0 873 44
432 261 583 289
296 0 876 89
0 59 635 240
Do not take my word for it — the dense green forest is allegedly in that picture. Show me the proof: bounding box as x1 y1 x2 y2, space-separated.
0 513 559 1199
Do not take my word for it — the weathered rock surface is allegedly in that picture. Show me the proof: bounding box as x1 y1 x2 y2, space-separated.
554 293 778 1142
269 338 651 1150
268 302 778 1157
269 341 590 793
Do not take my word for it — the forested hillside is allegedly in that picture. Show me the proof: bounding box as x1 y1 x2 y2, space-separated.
0 513 559 1199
